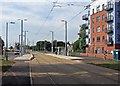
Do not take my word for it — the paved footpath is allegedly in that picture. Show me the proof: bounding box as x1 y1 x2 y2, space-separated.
2 54 33 86
2 61 30 86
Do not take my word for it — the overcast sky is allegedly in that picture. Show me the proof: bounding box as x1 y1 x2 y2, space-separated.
0 0 91 47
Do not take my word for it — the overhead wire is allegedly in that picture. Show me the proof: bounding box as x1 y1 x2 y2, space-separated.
52 1 94 41
32 0 59 43
32 1 95 43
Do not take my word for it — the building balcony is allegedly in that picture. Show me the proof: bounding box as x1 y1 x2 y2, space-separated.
82 14 88 20
78 33 80 35
85 35 89 38
105 15 114 23
104 4 113 11
83 23 88 29
107 40 113 46
83 44 89 47
106 27 113 34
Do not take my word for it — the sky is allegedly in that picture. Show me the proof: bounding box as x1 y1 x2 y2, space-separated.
0 0 91 47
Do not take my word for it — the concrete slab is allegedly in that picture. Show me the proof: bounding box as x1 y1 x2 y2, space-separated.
14 54 34 61
45 54 84 60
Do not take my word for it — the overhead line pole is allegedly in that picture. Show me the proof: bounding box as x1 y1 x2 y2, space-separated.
61 20 67 56
50 31 54 53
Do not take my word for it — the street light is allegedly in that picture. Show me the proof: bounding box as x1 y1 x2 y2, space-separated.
50 31 54 53
5 21 15 60
61 19 67 56
18 19 27 56
19 35 21 45
23 31 28 54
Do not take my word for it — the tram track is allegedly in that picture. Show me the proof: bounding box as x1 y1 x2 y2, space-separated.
30 52 119 85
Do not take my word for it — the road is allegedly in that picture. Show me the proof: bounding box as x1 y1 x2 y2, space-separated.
30 52 119 86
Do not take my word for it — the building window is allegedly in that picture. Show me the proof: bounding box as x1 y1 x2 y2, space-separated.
92 28 94 33
97 36 100 42
92 18 94 23
102 47 104 54
96 26 100 32
92 47 94 54
102 4 105 10
108 36 113 42
102 25 105 31
102 36 105 42
89 38 90 43
117 11 120 18
96 47 100 54
92 38 95 43
117 23 120 29
108 23 113 30
96 5 100 12
117 34 120 41
96 16 100 22
102 14 105 20
92 9 94 14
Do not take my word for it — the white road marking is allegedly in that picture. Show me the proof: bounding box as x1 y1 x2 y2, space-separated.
29 61 33 86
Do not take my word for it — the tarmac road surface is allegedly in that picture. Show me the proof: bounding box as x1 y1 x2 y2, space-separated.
30 52 119 86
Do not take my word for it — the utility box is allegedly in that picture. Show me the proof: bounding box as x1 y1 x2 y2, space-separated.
113 50 120 61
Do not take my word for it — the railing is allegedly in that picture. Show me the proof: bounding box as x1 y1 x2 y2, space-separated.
105 15 114 22
85 35 89 38
82 14 88 20
83 23 88 29
104 4 113 11
107 40 113 45
106 26 113 34
105 39 113 45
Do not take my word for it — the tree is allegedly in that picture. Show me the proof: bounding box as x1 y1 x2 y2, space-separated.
72 39 80 52
72 24 86 53
36 40 51 51
57 41 65 47
78 24 86 53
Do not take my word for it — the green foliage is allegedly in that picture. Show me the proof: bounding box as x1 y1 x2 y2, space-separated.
36 40 51 51
72 39 80 52
73 24 86 53
78 24 86 53
56 41 65 47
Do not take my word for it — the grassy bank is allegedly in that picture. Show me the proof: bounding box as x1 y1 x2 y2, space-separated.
0 56 15 72
71 52 80 57
89 61 120 71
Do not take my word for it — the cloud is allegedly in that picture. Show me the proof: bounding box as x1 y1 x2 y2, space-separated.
1 1 90 46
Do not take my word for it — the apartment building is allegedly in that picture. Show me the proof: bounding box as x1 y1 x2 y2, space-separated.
81 0 120 59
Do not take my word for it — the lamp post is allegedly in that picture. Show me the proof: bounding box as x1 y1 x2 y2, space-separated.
5 21 15 60
18 19 27 56
19 35 21 45
61 20 67 56
23 31 28 54
50 31 54 53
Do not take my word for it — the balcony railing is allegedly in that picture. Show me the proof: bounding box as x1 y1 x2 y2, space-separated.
83 23 88 29
107 40 113 45
105 15 114 23
106 27 113 34
82 14 88 20
83 44 89 47
85 35 89 38
104 4 113 11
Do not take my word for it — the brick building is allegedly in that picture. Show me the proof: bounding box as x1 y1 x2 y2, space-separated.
81 0 120 59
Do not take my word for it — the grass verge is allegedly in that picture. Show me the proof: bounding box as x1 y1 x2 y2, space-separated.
88 61 120 71
0 56 15 72
71 52 80 57
2 60 15 72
